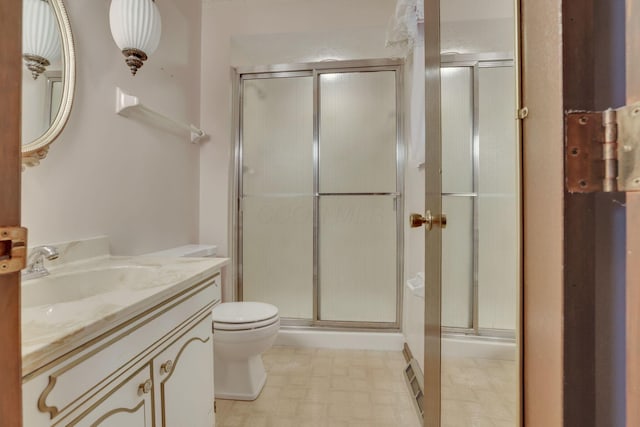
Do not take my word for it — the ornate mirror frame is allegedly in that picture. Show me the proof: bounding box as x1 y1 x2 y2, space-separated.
22 0 76 168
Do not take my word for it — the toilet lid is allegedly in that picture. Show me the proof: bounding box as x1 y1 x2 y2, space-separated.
212 302 279 324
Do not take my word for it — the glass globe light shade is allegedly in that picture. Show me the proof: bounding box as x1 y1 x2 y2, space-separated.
23 0 62 80
109 0 162 76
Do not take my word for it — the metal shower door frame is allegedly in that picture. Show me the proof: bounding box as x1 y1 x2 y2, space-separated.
440 53 517 338
232 58 405 330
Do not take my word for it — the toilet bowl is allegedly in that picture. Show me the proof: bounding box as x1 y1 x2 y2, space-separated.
212 301 280 401
144 245 279 401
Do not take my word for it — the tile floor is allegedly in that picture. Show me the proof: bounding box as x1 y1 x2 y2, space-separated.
215 347 518 427
441 357 517 427
215 346 422 427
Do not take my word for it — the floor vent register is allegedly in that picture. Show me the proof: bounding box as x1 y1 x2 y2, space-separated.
402 343 425 419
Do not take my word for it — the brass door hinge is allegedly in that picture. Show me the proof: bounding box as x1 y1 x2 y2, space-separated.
566 102 640 193
0 227 28 274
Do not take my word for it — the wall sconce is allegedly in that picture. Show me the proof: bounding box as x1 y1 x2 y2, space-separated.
109 0 161 76
22 0 61 80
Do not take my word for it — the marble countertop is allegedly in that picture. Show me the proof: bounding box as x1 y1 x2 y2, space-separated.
21 237 229 377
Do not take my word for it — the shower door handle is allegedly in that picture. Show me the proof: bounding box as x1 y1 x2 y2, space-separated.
410 211 447 231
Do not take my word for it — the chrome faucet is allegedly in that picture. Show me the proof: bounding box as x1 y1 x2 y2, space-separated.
22 245 59 280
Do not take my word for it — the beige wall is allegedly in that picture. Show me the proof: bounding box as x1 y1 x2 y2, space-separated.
22 66 60 143
441 0 514 53
22 0 202 255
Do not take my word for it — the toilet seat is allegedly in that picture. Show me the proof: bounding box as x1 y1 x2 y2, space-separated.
210 301 280 400
213 302 279 331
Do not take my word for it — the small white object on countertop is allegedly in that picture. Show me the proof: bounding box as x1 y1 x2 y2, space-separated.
406 272 425 298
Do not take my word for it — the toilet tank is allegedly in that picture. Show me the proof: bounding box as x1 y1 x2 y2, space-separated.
145 244 218 258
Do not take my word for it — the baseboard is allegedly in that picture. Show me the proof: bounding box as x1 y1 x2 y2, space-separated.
442 335 516 360
275 329 404 351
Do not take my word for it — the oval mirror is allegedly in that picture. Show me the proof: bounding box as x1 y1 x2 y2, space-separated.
21 0 75 168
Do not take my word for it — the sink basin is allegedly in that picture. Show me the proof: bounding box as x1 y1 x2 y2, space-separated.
21 265 174 308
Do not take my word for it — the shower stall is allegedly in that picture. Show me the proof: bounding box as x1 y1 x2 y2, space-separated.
440 53 519 340
233 59 404 330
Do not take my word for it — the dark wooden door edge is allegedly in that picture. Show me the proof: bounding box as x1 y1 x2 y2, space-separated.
0 0 24 425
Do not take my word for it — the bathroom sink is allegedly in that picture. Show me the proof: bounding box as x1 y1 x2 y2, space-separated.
21 264 174 308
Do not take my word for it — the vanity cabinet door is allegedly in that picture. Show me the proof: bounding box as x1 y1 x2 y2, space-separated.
153 316 215 427
69 365 154 427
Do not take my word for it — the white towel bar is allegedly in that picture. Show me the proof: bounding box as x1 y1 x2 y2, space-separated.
115 87 205 143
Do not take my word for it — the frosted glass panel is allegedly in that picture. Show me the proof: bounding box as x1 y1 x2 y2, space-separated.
240 68 400 326
441 196 474 328
441 67 474 194
478 66 518 330
319 72 397 193
478 196 517 329
478 67 516 195
242 77 313 195
319 196 397 322
242 197 313 319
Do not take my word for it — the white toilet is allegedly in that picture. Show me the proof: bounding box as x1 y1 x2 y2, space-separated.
145 245 280 401
212 301 280 400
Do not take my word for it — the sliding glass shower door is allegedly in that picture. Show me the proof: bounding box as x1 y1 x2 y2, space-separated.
318 71 399 324
237 61 402 328
240 76 315 319
440 58 519 337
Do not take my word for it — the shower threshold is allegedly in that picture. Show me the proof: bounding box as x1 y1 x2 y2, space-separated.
275 325 403 352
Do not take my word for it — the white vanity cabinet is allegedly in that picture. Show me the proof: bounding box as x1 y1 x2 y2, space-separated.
67 364 154 427
152 316 214 427
22 272 221 427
